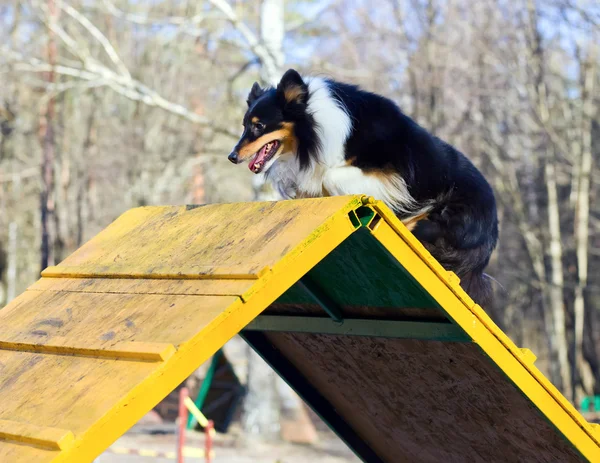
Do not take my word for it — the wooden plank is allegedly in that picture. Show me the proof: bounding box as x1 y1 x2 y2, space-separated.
28 278 254 297
0 420 74 451
0 290 239 348
262 332 583 463
0 351 161 449
41 197 362 280
0 440 59 463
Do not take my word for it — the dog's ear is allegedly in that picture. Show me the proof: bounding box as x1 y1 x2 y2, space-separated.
276 69 308 105
246 82 265 107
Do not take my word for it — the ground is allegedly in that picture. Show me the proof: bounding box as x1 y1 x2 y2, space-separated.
96 423 360 463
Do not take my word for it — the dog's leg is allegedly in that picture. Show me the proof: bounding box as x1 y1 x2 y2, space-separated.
322 165 416 214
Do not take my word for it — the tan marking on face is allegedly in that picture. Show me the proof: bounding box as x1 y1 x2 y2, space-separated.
345 157 357 167
251 116 259 124
403 213 429 232
284 85 306 103
237 123 296 160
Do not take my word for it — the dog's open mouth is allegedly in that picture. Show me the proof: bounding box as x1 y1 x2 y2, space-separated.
248 140 280 174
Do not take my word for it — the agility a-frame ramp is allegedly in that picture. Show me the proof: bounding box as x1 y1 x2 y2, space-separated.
0 195 599 462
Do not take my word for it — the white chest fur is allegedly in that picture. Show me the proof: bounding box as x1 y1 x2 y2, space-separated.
269 154 421 217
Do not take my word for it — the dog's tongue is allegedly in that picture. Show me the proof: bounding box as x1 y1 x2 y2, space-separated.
249 144 270 173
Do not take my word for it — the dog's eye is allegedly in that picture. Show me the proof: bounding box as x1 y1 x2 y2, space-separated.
254 122 265 131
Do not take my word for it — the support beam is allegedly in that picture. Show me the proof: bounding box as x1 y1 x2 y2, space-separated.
296 277 344 323
244 315 469 342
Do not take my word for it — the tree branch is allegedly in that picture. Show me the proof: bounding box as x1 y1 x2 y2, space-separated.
207 0 278 82
1 47 239 139
60 1 131 78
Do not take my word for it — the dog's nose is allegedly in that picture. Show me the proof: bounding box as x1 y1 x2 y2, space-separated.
228 152 239 164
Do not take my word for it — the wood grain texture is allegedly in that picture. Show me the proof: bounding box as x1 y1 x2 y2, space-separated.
268 332 583 463
0 420 74 450
0 289 238 348
41 197 360 279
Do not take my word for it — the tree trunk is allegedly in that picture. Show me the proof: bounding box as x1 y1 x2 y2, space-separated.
545 159 572 399
525 0 573 397
6 221 17 303
251 0 285 202
573 47 596 401
40 0 58 272
258 0 285 85
242 344 281 440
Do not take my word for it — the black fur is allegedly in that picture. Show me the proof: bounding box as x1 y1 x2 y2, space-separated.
233 71 499 309
246 82 266 106
325 80 498 307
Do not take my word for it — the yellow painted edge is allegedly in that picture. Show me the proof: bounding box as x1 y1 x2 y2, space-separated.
184 397 209 428
51 197 359 463
0 420 74 451
240 195 365 302
519 348 537 364
470 301 600 448
370 215 600 461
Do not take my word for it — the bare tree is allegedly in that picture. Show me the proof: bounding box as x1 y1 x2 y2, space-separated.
39 0 58 271
573 44 597 399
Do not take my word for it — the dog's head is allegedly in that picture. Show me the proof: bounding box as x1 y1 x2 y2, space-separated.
228 69 309 174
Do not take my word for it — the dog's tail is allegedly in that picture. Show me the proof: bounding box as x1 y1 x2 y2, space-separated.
460 271 497 310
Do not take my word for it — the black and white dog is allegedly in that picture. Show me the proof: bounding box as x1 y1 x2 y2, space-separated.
228 69 499 308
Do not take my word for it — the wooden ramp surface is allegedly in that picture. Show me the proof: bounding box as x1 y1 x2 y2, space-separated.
0 196 598 462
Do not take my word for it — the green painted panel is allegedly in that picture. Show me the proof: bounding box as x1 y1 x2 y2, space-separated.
276 228 442 311
275 282 315 305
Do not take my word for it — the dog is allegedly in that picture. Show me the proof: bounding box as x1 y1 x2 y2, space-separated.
228 69 499 309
